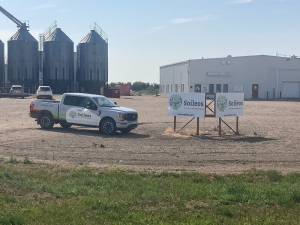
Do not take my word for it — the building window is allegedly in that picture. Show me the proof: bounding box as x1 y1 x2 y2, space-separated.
175 84 178 92
195 84 201 92
216 84 221 93
97 69 100 80
209 84 214 92
181 84 184 92
166 85 169 93
223 84 228 93
170 84 172 92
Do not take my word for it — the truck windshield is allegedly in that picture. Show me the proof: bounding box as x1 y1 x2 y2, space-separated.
93 97 117 107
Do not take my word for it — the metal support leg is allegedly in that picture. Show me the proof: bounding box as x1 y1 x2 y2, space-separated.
174 116 176 132
197 117 199 135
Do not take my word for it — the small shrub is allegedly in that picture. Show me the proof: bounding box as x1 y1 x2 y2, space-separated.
100 144 105 148
6 156 17 164
23 157 33 164
266 170 282 182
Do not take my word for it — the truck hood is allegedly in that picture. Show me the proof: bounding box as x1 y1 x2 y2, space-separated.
102 106 137 114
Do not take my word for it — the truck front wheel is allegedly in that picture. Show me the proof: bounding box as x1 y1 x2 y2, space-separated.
99 118 116 135
39 114 54 129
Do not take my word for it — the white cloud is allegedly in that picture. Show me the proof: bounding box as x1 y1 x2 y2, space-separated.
30 4 57 10
232 0 252 4
171 14 218 24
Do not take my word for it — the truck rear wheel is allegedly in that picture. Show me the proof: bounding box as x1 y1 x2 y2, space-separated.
99 118 116 135
39 114 54 129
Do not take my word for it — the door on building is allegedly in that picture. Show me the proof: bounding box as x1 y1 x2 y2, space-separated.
252 84 259 98
282 82 300 98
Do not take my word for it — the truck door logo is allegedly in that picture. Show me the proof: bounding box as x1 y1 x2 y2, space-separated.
69 111 76 118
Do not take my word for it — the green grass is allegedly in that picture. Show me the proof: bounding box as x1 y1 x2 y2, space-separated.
1 161 300 224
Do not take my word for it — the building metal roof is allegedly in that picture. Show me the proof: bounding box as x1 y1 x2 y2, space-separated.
79 30 106 44
45 28 73 42
8 27 37 42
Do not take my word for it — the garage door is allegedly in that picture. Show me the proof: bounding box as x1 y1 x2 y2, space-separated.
282 82 300 98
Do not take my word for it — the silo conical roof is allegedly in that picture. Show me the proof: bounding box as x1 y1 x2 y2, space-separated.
79 30 106 44
45 28 73 42
8 27 38 42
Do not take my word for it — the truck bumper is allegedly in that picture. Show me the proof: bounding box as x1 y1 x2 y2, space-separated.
116 121 138 130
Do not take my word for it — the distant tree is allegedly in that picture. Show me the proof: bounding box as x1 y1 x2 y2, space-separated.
131 81 145 91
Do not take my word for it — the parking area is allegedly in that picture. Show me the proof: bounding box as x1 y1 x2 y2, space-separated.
1 95 300 174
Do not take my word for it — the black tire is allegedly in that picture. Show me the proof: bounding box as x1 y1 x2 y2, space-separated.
60 122 72 129
39 114 54 129
99 118 116 135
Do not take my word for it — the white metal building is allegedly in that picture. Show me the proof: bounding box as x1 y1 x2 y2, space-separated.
159 55 300 99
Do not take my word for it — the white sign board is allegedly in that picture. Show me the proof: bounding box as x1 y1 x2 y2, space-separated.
215 93 244 118
168 93 206 118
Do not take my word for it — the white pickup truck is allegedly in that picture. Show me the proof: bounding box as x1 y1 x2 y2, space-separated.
29 93 138 135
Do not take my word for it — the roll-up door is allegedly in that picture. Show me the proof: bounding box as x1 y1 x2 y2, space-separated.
282 82 300 98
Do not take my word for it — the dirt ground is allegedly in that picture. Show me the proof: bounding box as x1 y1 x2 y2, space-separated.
1 94 300 174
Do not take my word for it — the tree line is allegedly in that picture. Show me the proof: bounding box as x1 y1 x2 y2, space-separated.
108 81 159 92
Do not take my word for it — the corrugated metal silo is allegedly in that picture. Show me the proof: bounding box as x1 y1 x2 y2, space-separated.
43 28 74 93
7 27 39 91
77 28 108 94
0 39 4 86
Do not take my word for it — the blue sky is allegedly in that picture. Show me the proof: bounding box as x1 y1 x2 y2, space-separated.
0 0 299 83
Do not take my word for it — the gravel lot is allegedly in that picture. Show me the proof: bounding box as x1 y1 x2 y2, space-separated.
1 95 300 174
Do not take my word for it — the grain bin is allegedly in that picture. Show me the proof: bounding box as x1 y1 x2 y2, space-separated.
77 27 108 94
0 39 4 86
43 28 74 93
7 27 39 91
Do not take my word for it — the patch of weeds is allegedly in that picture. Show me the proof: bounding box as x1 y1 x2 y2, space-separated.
218 207 234 218
79 162 84 165
100 144 105 148
23 157 33 164
2 194 17 203
266 170 282 182
288 185 300 203
92 142 97 148
6 156 18 164
240 161 246 165
187 160 197 163
0 213 23 225
227 183 249 202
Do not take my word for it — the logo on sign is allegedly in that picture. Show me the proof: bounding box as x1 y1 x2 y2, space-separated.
69 111 76 118
169 95 182 110
217 95 227 112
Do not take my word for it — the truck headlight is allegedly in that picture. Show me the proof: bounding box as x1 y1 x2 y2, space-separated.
117 113 125 121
